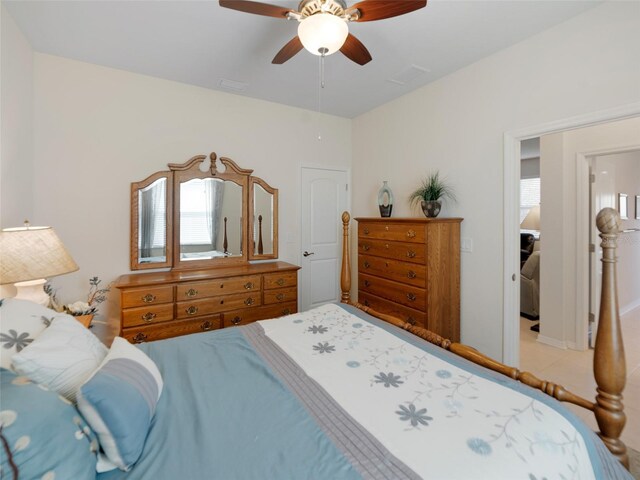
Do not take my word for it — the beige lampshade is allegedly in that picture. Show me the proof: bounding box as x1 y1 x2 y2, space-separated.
521 205 541 230
0 225 79 284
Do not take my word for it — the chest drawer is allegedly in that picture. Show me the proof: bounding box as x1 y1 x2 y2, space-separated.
264 271 297 289
264 287 297 305
223 302 297 328
358 239 425 265
176 291 262 319
121 285 174 308
176 275 261 300
122 304 175 328
359 223 425 243
359 255 426 288
358 292 426 327
359 273 426 310
122 315 221 344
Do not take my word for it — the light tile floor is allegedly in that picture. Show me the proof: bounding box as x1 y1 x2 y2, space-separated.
519 307 640 452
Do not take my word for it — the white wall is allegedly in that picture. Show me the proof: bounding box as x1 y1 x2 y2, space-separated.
30 54 351 317
352 1 640 359
1 5 34 228
539 118 640 348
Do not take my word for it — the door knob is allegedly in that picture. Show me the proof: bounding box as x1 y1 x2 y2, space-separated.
303 251 315 257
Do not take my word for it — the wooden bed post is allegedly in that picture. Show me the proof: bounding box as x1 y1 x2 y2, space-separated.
340 212 351 303
594 208 628 468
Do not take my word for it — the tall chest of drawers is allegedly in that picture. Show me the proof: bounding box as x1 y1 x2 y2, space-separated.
355 218 462 342
115 262 300 344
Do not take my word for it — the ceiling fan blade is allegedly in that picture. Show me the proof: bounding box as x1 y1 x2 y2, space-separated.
219 0 294 19
339 34 372 65
349 0 427 22
272 36 304 64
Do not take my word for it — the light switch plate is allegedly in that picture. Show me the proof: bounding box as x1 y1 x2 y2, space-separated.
461 237 473 253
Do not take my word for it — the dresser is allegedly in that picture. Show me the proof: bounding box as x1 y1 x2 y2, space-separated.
355 217 462 342
114 262 300 343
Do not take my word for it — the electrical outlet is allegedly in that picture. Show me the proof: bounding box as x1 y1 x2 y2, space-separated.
461 237 473 253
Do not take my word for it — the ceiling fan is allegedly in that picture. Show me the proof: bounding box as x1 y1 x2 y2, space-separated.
219 0 427 65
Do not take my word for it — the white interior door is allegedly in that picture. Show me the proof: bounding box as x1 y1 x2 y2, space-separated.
300 167 349 312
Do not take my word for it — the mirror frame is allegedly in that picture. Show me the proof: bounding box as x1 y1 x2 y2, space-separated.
130 171 173 270
249 177 279 260
130 151 279 271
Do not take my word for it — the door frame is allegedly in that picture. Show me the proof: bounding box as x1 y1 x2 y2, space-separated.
299 164 351 310
502 102 640 366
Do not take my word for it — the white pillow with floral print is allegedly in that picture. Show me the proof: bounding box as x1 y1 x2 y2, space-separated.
0 298 71 370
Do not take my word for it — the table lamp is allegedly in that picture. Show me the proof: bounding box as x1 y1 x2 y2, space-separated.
521 204 541 231
0 221 79 306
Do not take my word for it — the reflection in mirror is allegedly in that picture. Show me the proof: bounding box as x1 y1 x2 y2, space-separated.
179 178 244 261
138 178 167 264
253 184 274 255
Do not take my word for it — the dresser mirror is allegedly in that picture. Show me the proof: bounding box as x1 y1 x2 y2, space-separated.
131 171 173 270
249 177 278 260
130 152 278 270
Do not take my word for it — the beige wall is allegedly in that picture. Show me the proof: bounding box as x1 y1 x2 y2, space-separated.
540 118 640 348
29 54 351 317
352 1 640 359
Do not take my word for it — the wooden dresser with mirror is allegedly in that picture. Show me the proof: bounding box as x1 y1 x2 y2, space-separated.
115 152 299 343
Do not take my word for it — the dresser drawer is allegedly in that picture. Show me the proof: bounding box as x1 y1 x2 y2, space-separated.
358 292 426 327
176 291 262 319
121 285 174 308
264 287 297 305
122 304 174 328
264 271 297 289
358 239 425 265
176 275 261 300
358 255 426 288
359 273 426 310
223 302 297 328
359 222 425 243
122 315 221 344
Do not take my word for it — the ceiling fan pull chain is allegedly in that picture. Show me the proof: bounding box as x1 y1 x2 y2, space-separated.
317 52 326 141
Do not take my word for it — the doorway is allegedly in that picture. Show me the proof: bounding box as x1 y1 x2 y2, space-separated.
299 166 349 311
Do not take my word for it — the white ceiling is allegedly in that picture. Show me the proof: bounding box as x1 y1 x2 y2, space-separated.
4 0 601 118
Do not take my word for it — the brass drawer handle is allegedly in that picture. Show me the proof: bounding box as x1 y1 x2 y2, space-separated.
141 294 156 303
141 312 156 322
364 280 371 287
362 244 370 251
276 293 285 301
385 244 390 249
186 305 199 315
200 320 213 331
244 282 254 290
407 270 417 279
132 332 148 343
281 308 291 315
406 250 416 258
384 226 389 231
185 288 198 298
363 261 370 269
406 293 416 302
406 229 416 238
232 316 241 325
244 297 255 306
407 317 417 325
276 278 285 286
363 227 370 235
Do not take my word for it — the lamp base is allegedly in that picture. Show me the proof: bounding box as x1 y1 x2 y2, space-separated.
14 279 49 306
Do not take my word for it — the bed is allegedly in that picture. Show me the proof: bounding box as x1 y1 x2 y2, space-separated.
0 209 631 479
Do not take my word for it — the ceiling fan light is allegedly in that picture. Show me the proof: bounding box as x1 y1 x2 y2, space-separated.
298 13 348 56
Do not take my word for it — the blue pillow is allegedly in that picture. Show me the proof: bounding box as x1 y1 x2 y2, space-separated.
0 368 98 479
77 337 163 471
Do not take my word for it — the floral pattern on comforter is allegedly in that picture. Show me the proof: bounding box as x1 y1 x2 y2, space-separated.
260 304 600 480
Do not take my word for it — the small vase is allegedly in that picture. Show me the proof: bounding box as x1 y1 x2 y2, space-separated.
421 200 441 218
377 181 394 218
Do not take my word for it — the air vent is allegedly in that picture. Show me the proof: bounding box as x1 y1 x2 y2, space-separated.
218 78 249 92
387 64 429 86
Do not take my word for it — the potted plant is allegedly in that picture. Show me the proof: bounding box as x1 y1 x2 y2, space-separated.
45 277 111 328
409 172 456 218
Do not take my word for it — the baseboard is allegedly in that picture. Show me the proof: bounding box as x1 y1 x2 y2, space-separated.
620 298 640 317
536 335 567 349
